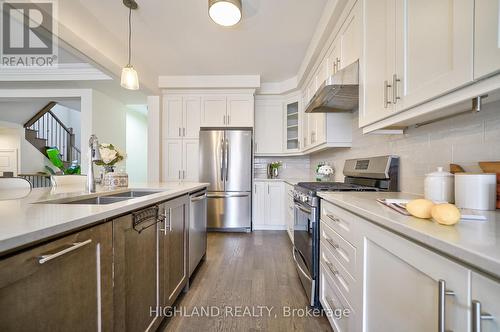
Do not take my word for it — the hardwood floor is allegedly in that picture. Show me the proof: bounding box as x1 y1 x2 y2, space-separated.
161 231 332 332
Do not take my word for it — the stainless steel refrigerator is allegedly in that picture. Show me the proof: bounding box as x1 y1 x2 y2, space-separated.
199 128 252 231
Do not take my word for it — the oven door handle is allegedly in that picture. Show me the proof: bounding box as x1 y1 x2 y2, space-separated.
292 247 312 281
295 204 312 215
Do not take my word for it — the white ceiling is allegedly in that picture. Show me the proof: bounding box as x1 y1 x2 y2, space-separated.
65 0 327 86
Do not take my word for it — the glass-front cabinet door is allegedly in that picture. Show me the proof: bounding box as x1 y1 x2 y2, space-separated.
285 97 300 152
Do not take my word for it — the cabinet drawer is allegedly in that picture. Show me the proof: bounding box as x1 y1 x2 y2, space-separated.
321 200 358 245
321 220 357 278
321 242 356 304
320 263 355 332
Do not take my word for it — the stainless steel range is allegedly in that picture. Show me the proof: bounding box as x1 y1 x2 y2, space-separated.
292 155 400 307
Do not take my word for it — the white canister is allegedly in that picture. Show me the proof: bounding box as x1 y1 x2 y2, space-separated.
424 167 455 203
455 173 497 211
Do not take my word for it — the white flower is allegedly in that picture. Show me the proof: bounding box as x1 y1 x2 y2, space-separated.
99 146 118 164
318 165 334 175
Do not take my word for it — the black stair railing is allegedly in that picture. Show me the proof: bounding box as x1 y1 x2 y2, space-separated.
23 102 81 165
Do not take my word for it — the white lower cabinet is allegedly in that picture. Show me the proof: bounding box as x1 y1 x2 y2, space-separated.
284 182 295 242
362 219 469 332
319 198 500 332
471 272 500 332
252 181 285 230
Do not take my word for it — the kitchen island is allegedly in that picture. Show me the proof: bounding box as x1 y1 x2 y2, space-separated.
0 182 208 332
317 191 500 332
0 182 208 255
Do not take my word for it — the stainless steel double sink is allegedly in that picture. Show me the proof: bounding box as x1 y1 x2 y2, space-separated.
40 190 163 205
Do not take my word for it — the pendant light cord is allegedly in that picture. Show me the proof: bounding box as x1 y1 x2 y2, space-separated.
128 6 132 65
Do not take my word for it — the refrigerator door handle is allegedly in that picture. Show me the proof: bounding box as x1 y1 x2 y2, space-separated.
225 138 229 181
220 138 225 182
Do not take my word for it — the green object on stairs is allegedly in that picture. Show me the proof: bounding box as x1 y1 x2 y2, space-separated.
45 148 65 170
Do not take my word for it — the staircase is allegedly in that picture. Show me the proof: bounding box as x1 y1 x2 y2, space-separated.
24 102 81 169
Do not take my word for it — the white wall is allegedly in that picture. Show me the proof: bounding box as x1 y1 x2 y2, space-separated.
126 109 148 183
91 90 127 171
0 121 51 174
310 101 500 194
51 104 82 149
254 156 311 179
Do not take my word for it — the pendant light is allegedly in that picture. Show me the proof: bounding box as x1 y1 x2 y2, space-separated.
121 0 139 90
208 0 242 27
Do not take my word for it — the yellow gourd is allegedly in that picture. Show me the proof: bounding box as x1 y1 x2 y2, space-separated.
406 199 434 219
431 203 461 226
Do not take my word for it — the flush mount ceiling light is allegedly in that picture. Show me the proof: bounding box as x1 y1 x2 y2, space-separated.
208 0 242 27
120 0 139 90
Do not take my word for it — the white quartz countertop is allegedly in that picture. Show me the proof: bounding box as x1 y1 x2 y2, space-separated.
318 191 500 279
0 182 208 255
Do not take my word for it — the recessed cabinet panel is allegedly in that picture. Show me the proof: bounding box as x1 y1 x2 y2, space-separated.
360 0 397 127
201 96 227 127
339 1 361 69
363 220 469 332
183 139 199 181
163 96 183 139
395 0 474 111
255 99 283 154
162 140 183 181
0 223 113 332
471 272 500 332
184 96 201 138
227 95 254 127
474 0 500 79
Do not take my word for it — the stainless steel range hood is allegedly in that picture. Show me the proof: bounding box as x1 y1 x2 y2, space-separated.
305 60 359 113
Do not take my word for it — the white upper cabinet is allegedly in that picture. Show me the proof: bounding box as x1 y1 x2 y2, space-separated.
163 95 201 139
360 0 396 127
254 98 283 154
474 0 500 80
361 0 474 128
338 0 361 69
183 96 201 138
227 95 254 127
163 96 183 139
201 94 254 127
201 96 227 127
395 0 474 111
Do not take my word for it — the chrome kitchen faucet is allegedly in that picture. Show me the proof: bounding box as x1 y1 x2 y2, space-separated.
86 135 102 193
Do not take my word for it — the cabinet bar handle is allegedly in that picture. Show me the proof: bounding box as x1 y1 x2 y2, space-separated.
183 127 186 136
438 279 455 332
227 115 230 125
384 80 392 109
392 74 401 104
472 300 494 332
38 239 92 264
327 214 340 223
178 127 181 137
325 237 340 249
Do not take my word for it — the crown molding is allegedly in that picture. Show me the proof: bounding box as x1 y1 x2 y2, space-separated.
0 63 112 81
158 75 260 89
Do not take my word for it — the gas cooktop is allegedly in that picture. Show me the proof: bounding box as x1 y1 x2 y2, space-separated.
296 181 379 192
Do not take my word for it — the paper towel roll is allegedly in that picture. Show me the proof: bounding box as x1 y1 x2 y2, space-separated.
455 173 497 210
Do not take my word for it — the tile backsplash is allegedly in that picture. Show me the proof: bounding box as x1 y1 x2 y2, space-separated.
254 156 311 179
310 101 500 194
